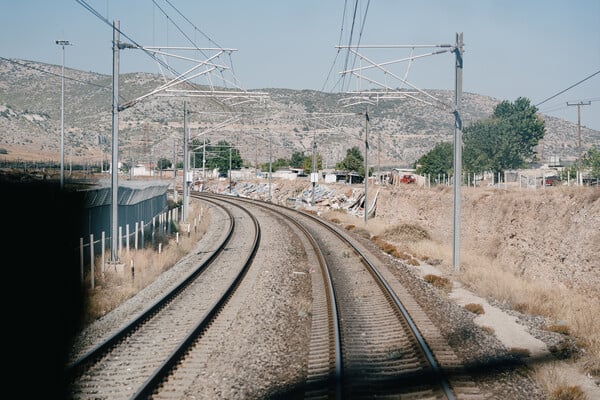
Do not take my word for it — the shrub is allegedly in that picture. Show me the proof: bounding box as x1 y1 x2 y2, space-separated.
405 258 420 266
464 303 485 315
509 347 531 358
481 326 495 334
423 274 452 290
549 385 586 400
545 324 571 335
382 223 431 242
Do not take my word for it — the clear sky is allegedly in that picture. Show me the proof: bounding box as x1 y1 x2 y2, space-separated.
1 0 599 131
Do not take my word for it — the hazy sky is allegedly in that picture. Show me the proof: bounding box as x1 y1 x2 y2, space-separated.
1 0 599 131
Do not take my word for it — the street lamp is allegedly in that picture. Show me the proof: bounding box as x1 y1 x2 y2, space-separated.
55 40 72 189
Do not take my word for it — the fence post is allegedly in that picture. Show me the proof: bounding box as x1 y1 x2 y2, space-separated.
101 231 106 274
126 224 130 255
141 220 145 248
79 237 84 284
90 233 94 289
135 222 139 250
118 226 123 257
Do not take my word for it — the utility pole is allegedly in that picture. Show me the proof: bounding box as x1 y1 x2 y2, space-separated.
452 32 464 272
110 20 120 263
377 131 381 184
364 106 369 225
567 101 590 185
183 101 190 221
268 132 272 202
173 138 177 202
229 146 232 194
55 40 72 189
311 131 317 207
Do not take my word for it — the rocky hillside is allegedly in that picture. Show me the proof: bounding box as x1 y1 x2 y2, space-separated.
1 57 599 168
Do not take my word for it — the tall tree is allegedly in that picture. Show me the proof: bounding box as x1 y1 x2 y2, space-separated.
336 146 365 176
415 141 453 177
204 140 243 173
463 97 545 175
583 145 600 179
290 151 306 168
302 154 323 174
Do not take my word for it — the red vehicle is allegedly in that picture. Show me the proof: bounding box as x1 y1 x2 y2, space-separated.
544 176 561 186
400 174 416 184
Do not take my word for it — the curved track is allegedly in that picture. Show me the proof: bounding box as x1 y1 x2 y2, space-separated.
214 193 482 399
67 197 260 399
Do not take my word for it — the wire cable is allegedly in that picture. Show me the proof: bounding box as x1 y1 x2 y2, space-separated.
0 57 112 92
535 69 600 107
320 0 349 92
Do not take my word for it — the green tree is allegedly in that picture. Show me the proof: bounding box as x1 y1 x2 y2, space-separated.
290 151 306 168
415 141 453 177
583 145 600 179
336 146 365 176
261 157 290 172
302 154 323 174
157 157 171 170
204 140 243 174
462 97 545 175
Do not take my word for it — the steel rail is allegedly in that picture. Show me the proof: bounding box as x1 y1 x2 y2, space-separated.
202 192 343 399
66 196 235 378
224 194 456 400
130 193 261 399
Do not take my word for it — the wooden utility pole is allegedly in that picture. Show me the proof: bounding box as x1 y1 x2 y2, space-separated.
567 101 591 185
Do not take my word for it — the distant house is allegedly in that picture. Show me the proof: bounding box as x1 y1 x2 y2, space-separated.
132 163 154 177
335 171 363 184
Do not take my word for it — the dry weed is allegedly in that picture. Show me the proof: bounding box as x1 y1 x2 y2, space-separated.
382 223 430 242
82 200 209 323
549 386 587 400
534 363 588 400
423 274 452 291
464 303 485 315
509 347 531 358
546 324 571 336
480 325 495 334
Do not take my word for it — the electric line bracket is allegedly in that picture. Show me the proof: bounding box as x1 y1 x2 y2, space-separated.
336 33 464 274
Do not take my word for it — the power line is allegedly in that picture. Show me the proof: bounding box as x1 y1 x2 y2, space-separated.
535 69 600 107
0 57 111 91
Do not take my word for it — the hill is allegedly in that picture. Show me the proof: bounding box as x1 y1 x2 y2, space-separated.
1 57 599 168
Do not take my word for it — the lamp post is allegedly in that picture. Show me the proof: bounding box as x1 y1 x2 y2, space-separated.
55 40 72 189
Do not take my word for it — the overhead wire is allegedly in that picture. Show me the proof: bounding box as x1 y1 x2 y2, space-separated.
345 0 370 93
0 56 116 94
341 0 360 92
321 0 349 92
75 0 238 111
535 69 600 107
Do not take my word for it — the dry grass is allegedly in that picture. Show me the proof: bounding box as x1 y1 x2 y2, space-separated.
480 325 495 334
397 233 600 377
464 303 485 315
423 274 452 291
318 186 600 380
509 347 531 358
83 200 209 324
534 363 589 400
546 324 571 336
381 223 431 242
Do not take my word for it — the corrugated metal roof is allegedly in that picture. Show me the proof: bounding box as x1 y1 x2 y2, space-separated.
80 179 170 208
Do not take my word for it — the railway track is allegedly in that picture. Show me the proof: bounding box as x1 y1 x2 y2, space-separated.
67 192 484 399
67 196 260 399
208 193 483 399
